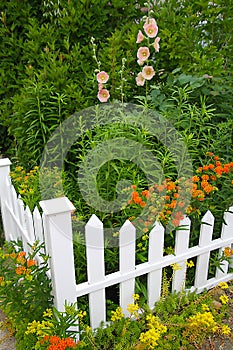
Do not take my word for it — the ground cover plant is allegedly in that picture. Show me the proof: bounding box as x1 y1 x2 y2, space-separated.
0 240 232 349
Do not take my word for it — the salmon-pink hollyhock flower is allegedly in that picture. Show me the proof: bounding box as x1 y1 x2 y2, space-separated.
136 30 145 43
96 71 109 84
136 72 145 86
98 89 110 102
143 18 158 38
137 47 150 62
141 65 155 80
137 59 144 66
153 37 160 52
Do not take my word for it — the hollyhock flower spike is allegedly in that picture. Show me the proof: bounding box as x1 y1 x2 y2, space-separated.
98 89 110 102
153 37 160 52
136 72 145 86
143 17 158 38
141 65 155 80
137 47 150 62
96 71 109 84
136 30 145 43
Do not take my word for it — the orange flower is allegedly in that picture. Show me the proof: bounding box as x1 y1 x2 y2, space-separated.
202 174 209 181
166 181 176 191
157 184 165 192
16 266 26 275
215 166 223 175
208 164 214 169
192 176 200 182
210 175 217 181
224 247 233 258
27 259 36 267
203 165 209 171
214 156 219 161
142 190 149 198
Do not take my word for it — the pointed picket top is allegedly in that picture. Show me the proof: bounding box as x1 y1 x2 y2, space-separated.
178 215 191 228
86 214 103 229
149 221 164 262
201 210 215 226
86 214 104 250
119 219 136 248
221 207 233 239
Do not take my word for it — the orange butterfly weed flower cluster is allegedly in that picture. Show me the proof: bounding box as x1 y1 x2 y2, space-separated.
192 153 233 202
40 335 79 350
4 250 36 276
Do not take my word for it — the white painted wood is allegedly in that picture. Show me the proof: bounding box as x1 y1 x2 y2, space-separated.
216 208 233 277
85 214 105 329
33 206 44 242
147 222 164 309
172 216 191 292
40 197 77 313
194 210 214 289
119 220 136 317
24 205 35 251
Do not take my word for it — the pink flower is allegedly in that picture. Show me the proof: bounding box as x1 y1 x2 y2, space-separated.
136 72 145 86
98 89 110 102
143 18 158 38
98 83 104 90
136 30 145 44
137 47 150 62
153 37 160 52
137 59 144 66
96 71 109 84
141 65 155 80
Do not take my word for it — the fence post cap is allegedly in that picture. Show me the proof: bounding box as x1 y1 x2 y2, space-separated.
39 196 75 215
0 158 12 167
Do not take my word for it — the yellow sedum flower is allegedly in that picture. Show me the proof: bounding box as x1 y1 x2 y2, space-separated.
218 282 228 289
219 294 229 305
127 302 139 316
187 312 217 333
111 307 124 322
221 324 231 335
140 314 167 348
201 304 210 312
78 310 87 320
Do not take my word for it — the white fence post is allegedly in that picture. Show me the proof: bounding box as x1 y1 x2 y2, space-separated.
85 214 105 329
0 158 12 241
40 197 77 312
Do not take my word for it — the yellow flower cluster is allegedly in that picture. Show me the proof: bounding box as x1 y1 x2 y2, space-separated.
140 314 167 348
25 319 54 336
221 324 231 335
43 308 53 318
219 294 229 305
78 310 87 320
111 307 124 322
187 311 218 333
218 282 228 289
127 302 139 317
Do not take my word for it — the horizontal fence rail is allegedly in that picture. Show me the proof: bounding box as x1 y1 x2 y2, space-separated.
0 158 233 331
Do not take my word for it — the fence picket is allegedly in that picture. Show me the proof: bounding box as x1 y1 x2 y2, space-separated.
194 210 214 289
147 222 164 309
172 216 191 292
119 220 136 316
33 206 44 243
85 214 106 329
216 208 233 278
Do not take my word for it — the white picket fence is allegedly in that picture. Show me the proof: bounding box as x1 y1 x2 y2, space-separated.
0 158 233 330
